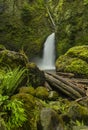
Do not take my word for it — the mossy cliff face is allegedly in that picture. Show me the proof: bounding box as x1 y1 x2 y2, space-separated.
0 0 52 58
48 0 88 57
56 45 88 78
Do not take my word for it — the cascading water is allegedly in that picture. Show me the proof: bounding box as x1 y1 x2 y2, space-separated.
31 33 56 70
41 33 55 70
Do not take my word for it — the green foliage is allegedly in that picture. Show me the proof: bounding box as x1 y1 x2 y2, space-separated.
75 120 84 126
84 0 88 5
21 4 34 24
0 94 27 130
0 67 27 96
55 0 88 57
48 99 69 114
0 94 8 106
56 39 71 57
12 93 38 130
4 99 27 130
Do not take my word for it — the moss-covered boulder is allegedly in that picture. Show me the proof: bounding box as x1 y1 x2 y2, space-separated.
26 63 45 87
19 86 35 96
56 46 88 78
35 87 49 100
0 49 28 69
0 0 52 58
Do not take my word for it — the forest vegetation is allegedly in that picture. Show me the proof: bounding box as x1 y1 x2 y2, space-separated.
0 0 88 130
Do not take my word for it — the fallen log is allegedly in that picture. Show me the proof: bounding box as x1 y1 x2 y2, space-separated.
46 72 85 96
56 72 74 78
45 72 86 99
71 78 88 84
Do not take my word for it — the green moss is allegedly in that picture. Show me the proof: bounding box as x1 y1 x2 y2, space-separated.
65 45 88 62
68 102 88 125
56 46 88 78
26 63 45 87
65 58 88 77
56 55 71 72
19 86 35 96
48 91 59 101
0 49 27 69
12 93 38 130
35 87 49 100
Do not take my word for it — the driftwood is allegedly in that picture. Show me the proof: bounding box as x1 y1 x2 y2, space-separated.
45 72 86 100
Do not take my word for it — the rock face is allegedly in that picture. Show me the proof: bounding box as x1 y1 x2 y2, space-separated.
56 45 88 78
0 0 52 58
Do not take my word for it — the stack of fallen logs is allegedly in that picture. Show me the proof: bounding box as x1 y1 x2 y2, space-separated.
44 71 88 100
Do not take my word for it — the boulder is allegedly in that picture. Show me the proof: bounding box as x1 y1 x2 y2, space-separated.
26 63 45 87
39 108 64 130
0 49 28 69
56 45 88 78
19 86 35 96
35 87 49 100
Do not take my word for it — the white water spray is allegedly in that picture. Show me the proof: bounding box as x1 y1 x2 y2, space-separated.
32 33 55 70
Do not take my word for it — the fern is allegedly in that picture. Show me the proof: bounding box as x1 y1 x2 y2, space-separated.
0 94 27 130
3 99 27 130
0 67 27 96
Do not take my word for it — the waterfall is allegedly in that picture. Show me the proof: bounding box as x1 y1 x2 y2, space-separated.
32 33 56 70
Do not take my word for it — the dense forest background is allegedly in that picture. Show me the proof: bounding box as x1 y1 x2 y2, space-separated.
0 0 88 59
